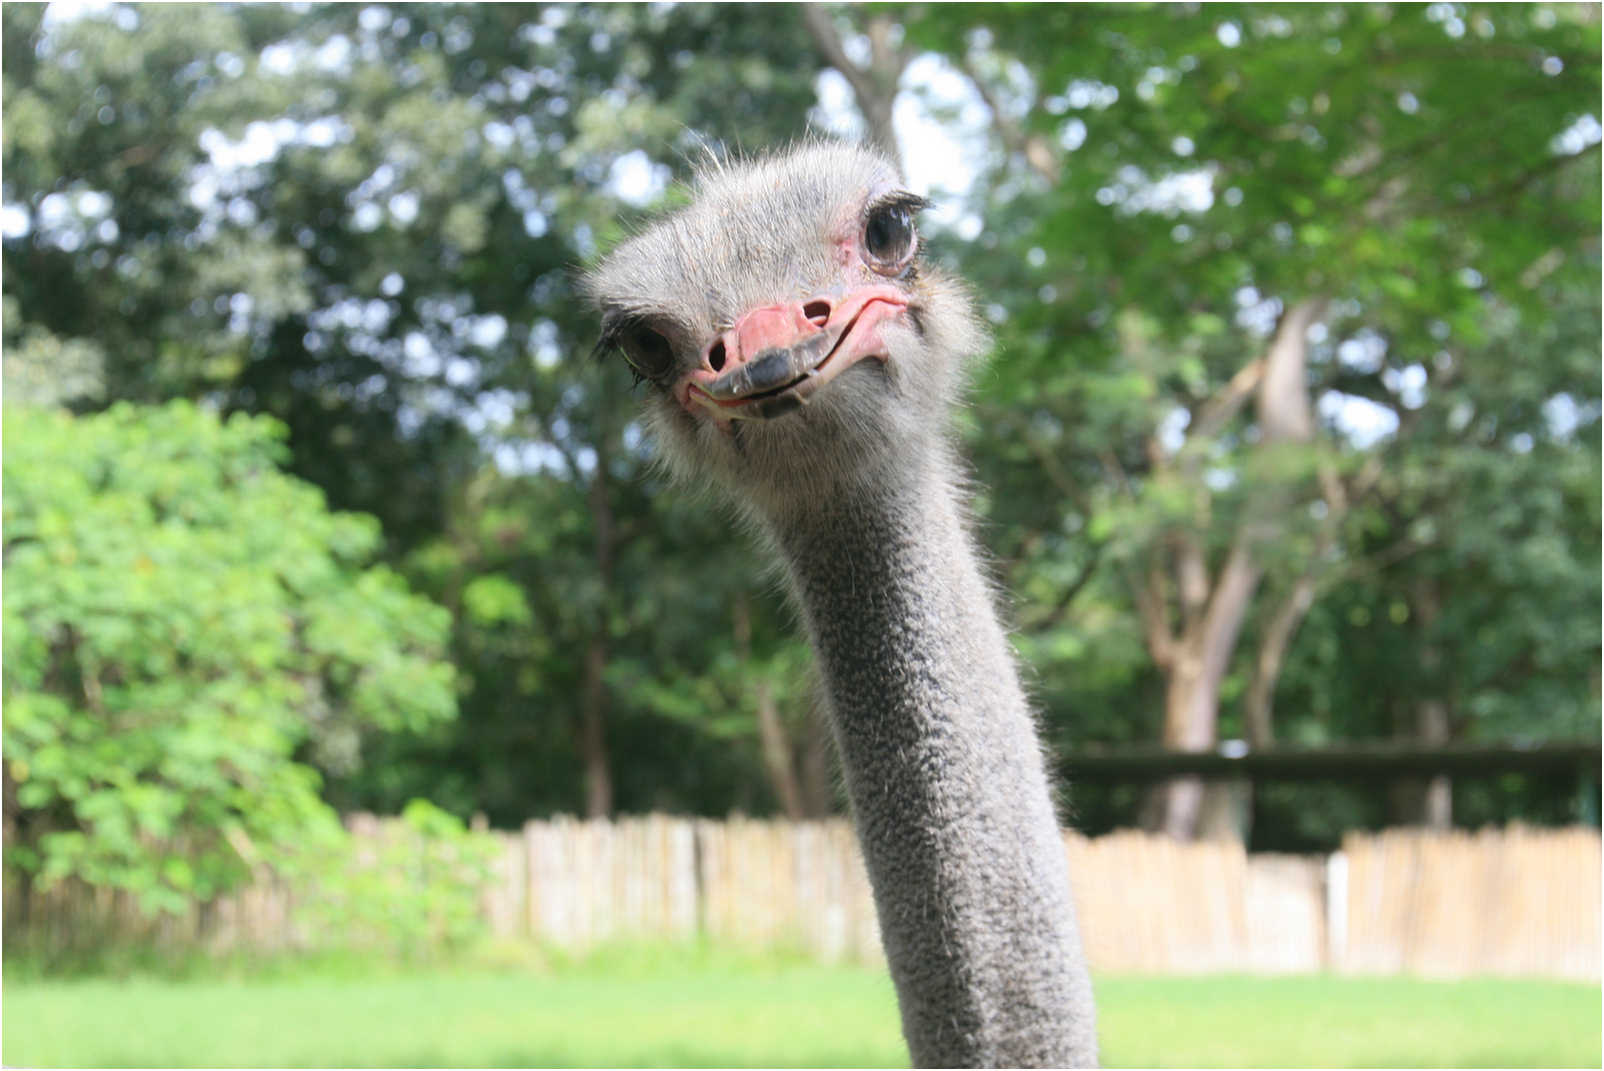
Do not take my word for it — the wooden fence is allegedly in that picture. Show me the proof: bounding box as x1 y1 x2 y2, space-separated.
1336 825 1600 980
9 819 1599 980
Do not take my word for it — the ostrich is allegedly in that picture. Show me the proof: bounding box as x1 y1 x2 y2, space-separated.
584 142 1098 1068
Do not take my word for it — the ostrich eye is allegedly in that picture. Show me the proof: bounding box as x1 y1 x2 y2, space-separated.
862 199 919 274
618 323 675 382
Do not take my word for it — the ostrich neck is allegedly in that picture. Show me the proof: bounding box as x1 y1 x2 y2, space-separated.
769 449 1098 1068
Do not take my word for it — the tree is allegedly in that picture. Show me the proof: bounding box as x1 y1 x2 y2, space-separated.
4 2 830 819
885 1 1600 836
1263 279 1601 834
5 3 1597 843
2 401 455 914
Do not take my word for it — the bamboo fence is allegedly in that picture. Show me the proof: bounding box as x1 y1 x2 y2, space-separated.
1336 825 1600 980
7 819 1598 980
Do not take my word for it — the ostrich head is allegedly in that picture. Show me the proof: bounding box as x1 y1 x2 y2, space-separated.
585 143 987 519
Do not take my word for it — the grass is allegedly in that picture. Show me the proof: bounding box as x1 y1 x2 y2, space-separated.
4 943 1599 1067
1096 974 1600 1068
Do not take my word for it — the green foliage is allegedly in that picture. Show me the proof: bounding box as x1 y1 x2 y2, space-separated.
903 3 1601 807
5 0 832 821
2 401 456 912
290 802 500 961
1254 284 1602 842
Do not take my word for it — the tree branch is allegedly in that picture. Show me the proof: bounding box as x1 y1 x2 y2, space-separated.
1129 560 1176 670
1189 357 1266 443
801 6 862 89
1257 297 1329 444
802 7 906 170
1024 541 1106 632
1461 141 1600 211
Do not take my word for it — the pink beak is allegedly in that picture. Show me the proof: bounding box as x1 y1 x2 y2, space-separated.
680 284 908 421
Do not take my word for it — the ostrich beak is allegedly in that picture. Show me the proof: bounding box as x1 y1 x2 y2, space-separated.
680 284 909 421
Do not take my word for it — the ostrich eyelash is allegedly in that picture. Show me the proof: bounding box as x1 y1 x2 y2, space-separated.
590 317 627 363
591 316 643 369
866 191 932 218
595 312 678 389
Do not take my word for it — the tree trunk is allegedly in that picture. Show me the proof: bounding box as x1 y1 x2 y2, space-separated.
580 456 616 819
1417 698 1453 829
580 634 613 818
1152 648 1206 837
1143 300 1325 840
798 701 837 816
1196 779 1252 842
4 759 30 932
1415 580 1453 829
733 593 806 819
754 678 805 820
1154 542 1264 839
1244 573 1318 747
1392 580 1452 828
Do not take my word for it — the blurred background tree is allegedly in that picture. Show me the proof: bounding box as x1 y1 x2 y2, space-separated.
4 1 1598 883
2 401 456 916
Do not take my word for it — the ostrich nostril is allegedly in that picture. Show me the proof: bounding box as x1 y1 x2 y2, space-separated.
708 339 727 372
803 300 831 328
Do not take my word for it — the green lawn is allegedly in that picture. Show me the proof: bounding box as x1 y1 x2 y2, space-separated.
5 947 1599 1067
